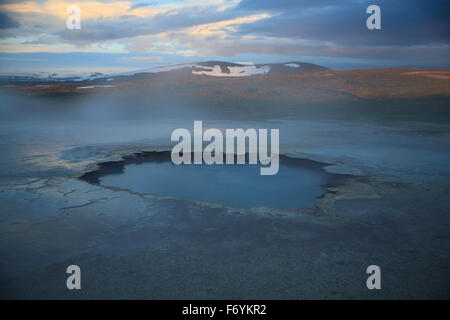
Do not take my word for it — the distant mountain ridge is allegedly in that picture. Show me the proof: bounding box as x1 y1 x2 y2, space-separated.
191 61 328 76
0 61 328 82
2 61 449 103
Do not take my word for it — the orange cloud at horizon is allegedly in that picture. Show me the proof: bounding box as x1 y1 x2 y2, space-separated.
1 0 162 20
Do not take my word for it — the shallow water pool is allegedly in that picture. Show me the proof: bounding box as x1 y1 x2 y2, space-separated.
82 152 345 209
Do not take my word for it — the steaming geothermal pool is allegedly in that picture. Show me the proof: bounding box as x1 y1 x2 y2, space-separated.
81 152 348 209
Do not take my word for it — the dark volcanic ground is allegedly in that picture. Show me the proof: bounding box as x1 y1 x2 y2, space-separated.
0 64 449 299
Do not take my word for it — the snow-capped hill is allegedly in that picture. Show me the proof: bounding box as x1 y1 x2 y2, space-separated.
189 61 327 76
192 62 270 76
113 61 327 78
113 61 270 77
0 61 328 84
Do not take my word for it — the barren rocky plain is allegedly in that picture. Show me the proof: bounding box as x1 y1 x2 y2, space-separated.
0 62 449 299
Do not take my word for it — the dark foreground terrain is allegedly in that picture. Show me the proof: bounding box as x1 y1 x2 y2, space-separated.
0 63 449 299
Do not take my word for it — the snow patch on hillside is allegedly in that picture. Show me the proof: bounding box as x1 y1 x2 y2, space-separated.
77 85 116 89
192 65 270 77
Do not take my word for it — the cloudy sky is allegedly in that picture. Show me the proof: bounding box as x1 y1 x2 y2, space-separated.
0 0 449 75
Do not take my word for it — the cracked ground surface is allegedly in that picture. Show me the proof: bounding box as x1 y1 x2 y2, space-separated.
0 118 449 299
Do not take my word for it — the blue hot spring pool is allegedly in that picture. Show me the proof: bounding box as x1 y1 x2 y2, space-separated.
81 152 348 209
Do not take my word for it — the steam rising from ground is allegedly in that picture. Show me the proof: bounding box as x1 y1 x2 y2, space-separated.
0 88 215 123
